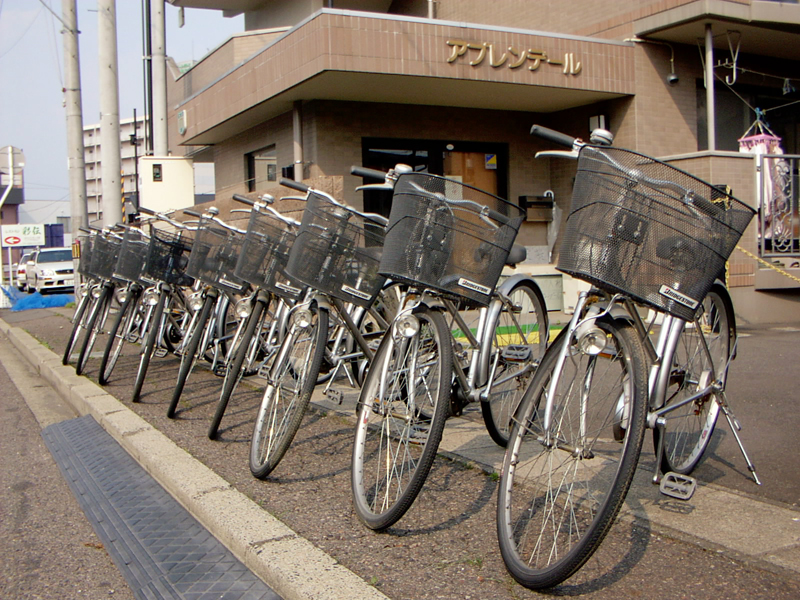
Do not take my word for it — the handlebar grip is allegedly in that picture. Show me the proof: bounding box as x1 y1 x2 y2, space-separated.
530 125 578 148
350 166 387 180
486 208 511 226
183 209 202 218
138 206 155 215
232 193 255 206
280 178 309 193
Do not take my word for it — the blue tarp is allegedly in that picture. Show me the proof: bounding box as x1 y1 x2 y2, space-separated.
1 286 74 311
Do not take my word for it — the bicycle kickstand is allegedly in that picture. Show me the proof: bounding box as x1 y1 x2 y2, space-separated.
717 390 761 485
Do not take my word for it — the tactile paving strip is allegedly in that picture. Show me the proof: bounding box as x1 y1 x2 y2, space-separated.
42 415 281 600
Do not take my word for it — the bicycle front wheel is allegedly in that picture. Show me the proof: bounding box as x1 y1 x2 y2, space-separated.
351 304 453 531
75 285 113 376
63 292 91 365
99 288 140 385
482 279 548 447
654 283 732 474
497 318 648 589
249 300 328 479
131 290 167 403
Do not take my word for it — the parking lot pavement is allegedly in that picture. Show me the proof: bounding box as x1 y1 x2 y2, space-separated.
2 306 799 599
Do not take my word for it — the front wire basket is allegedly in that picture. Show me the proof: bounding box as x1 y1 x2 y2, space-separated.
186 217 248 293
380 173 525 305
141 224 194 287
76 234 94 278
87 233 122 281
284 191 386 308
557 145 755 320
113 227 150 284
235 202 306 300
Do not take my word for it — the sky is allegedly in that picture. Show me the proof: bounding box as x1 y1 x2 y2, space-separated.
0 0 244 223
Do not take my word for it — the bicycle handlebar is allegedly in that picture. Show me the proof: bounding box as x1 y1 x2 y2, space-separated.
350 165 387 180
280 178 389 227
232 193 255 206
405 180 512 228
530 124 581 149
280 178 309 193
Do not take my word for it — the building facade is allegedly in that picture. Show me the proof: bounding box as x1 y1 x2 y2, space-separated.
165 0 800 324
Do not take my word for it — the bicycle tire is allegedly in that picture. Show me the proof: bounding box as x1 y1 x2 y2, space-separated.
249 300 328 479
98 288 140 385
75 285 112 376
167 293 215 418
131 289 167 403
208 297 267 439
497 317 648 589
62 292 91 365
351 304 453 531
481 279 548 447
654 282 732 474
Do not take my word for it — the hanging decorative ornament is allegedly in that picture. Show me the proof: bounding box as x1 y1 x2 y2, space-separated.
782 78 795 95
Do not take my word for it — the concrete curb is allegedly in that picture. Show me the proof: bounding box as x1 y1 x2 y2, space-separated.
0 318 388 600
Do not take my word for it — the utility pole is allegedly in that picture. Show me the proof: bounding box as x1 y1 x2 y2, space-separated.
151 0 168 156
99 0 123 226
62 0 88 234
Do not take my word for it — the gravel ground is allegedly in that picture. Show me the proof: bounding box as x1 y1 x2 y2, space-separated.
11 306 800 600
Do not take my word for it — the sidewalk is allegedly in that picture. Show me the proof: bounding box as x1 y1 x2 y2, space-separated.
2 308 799 598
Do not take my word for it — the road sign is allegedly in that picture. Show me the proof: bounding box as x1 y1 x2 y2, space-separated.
1 224 45 247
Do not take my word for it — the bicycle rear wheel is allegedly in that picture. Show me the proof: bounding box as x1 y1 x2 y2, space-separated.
249 300 328 479
351 304 453 531
497 318 647 589
482 279 548 447
654 282 732 474
131 289 167 403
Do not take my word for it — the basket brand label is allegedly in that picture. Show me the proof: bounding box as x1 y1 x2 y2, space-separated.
276 281 302 296
341 284 372 301
458 277 492 296
219 277 242 290
658 285 699 310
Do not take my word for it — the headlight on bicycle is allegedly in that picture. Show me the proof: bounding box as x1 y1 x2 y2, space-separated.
91 285 103 299
393 313 419 340
188 292 205 312
575 321 607 356
143 288 160 306
235 298 252 319
116 288 129 304
294 308 313 329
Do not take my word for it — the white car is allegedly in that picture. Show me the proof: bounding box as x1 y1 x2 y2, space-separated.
15 252 32 291
26 247 76 294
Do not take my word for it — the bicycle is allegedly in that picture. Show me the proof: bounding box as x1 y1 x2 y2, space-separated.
130 212 195 403
206 193 306 439
63 230 98 366
349 170 548 531
73 229 124 376
97 225 151 384
495 125 759 589
165 206 249 419
248 178 393 479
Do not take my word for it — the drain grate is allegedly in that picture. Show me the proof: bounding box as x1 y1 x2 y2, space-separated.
42 415 281 600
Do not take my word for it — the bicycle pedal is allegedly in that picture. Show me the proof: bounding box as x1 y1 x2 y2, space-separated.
324 389 344 405
213 364 228 377
258 364 271 378
659 472 697 501
125 333 139 343
153 347 168 358
502 344 532 362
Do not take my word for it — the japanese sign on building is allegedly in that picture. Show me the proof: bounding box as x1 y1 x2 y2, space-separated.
1 223 45 247
446 40 582 75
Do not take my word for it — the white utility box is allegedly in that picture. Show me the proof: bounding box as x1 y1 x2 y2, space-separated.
138 156 194 213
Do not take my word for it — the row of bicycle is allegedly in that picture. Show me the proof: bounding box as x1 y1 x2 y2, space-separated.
61 125 759 590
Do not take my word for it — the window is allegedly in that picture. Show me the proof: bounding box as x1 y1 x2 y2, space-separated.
361 138 508 217
246 145 277 192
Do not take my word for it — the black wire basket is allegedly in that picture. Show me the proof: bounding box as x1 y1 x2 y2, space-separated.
76 234 94 277
87 233 122 281
379 173 525 305
113 227 149 284
557 145 756 320
235 204 306 300
284 191 386 308
186 217 248 293
141 225 194 287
